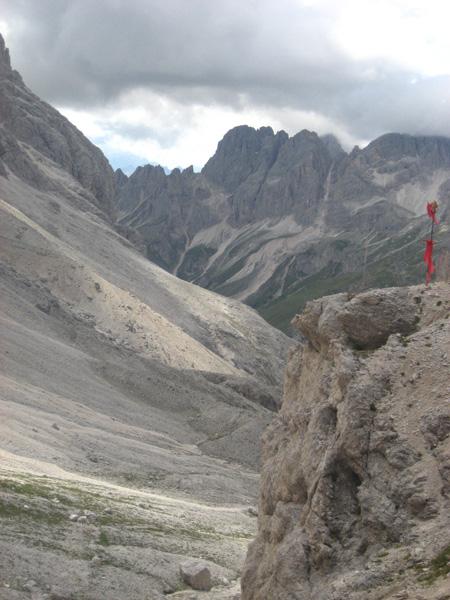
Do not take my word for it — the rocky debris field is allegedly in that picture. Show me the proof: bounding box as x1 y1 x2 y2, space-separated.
0 468 253 599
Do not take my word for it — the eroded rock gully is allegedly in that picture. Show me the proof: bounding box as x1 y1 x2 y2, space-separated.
242 284 450 600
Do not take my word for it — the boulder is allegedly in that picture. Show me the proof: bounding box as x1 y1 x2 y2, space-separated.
180 560 212 591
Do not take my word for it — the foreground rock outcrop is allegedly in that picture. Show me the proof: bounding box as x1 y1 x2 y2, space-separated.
242 284 450 600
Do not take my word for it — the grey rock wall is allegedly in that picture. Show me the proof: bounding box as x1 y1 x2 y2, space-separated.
0 33 116 216
242 283 450 600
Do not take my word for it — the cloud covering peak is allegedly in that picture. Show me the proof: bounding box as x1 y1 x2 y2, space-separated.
1 0 449 169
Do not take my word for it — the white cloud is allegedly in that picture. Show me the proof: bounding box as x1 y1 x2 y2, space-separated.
2 0 450 171
0 20 10 37
60 89 363 171
333 0 450 77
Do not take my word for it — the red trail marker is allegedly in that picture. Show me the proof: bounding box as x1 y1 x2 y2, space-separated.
424 201 439 284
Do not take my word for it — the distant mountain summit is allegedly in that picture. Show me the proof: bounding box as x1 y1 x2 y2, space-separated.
117 124 450 332
0 32 12 73
202 125 288 194
320 133 346 159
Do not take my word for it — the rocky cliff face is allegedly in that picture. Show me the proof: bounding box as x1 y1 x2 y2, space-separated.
115 163 227 272
242 283 450 599
0 34 116 216
117 124 450 333
202 125 286 197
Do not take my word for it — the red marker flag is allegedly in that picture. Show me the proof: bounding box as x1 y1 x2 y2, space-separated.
427 202 439 224
424 239 435 284
424 201 439 284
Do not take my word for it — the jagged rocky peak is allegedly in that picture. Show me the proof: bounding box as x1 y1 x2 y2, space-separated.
223 127 335 226
320 133 346 160
119 163 197 200
114 167 128 188
242 282 450 599
0 32 11 73
0 33 22 85
131 163 167 180
202 124 288 192
115 164 168 214
0 32 116 215
364 132 450 166
269 129 331 173
182 165 195 175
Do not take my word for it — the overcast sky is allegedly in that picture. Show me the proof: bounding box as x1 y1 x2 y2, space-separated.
1 0 449 172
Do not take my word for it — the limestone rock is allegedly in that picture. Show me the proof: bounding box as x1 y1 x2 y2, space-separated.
242 283 450 600
180 561 212 591
0 33 116 216
294 287 421 351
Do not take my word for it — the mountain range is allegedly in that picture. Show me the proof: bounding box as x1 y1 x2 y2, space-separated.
116 123 450 333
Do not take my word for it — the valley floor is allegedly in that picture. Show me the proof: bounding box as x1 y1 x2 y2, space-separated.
0 455 252 599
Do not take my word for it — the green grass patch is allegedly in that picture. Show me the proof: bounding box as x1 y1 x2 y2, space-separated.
0 475 145 526
417 545 450 585
0 497 65 525
0 478 73 505
258 270 360 333
98 529 110 546
0 478 53 497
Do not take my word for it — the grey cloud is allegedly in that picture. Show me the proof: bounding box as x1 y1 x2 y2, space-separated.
107 122 180 147
1 0 450 142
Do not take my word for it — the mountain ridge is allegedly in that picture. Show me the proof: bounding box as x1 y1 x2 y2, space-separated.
116 124 450 333
0 33 116 216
